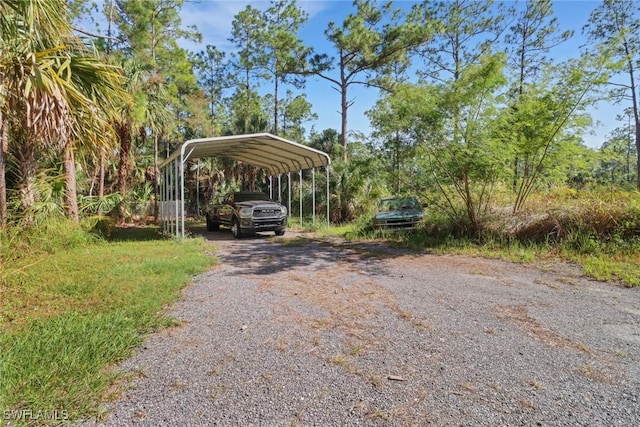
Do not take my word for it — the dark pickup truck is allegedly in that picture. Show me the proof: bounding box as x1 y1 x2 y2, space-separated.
205 192 287 238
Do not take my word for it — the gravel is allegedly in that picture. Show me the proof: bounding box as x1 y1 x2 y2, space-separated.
81 231 640 426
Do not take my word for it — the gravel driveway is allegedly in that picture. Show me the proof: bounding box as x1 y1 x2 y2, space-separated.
83 229 640 426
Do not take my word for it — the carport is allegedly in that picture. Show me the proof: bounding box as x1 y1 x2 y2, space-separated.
159 133 332 238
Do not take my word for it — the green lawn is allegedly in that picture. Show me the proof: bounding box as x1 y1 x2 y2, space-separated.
0 225 215 424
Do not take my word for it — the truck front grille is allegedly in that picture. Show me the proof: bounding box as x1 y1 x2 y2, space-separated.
253 208 279 218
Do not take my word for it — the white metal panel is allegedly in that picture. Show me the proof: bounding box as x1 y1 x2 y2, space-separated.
160 133 330 175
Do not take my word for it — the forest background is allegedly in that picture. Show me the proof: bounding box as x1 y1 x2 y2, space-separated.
1 0 640 247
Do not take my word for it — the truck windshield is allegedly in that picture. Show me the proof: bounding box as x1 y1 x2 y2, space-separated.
379 197 420 211
234 192 271 202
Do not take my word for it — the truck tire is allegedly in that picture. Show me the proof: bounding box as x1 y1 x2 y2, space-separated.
206 216 220 231
231 217 242 238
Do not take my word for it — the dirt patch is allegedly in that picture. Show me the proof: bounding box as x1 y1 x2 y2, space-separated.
387 253 509 277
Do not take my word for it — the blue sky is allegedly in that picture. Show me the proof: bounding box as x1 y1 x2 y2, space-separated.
180 0 621 149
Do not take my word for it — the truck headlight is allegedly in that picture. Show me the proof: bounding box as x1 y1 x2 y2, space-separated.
238 207 253 218
280 206 287 215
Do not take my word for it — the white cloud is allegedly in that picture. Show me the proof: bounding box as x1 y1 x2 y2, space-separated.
181 1 251 51
180 0 334 52
298 0 332 18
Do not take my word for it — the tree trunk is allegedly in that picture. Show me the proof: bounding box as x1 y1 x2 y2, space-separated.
274 72 279 134
636 120 640 189
63 141 79 221
245 69 250 132
249 166 256 192
622 34 639 188
153 133 159 221
117 123 132 223
0 115 7 226
98 149 105 215
512 157 519 193
15 136 37 216
340 72 348 162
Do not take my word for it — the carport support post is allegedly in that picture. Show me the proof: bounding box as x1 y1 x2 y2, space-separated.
168 160 172 235
162 166 167 234
326 166 330 229
180 153 186 239
196 159 200 216
312 168 316 223
278 175 282 203
173 158 178 237
159 167 164 233
288 172 291 218
163 164 168 234
167 164 171 233
299 170 302 226
165 166 169 234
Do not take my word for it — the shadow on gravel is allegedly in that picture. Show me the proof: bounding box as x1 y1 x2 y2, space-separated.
189 225 405 277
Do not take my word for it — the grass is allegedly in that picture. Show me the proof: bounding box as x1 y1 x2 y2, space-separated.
577 254 640 287
405 232 639 287
286 216 355 236
0 220 215 424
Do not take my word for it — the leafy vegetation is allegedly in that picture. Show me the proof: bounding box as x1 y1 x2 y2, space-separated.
1 0 639 227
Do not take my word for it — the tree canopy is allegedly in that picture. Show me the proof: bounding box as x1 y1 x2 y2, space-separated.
0 0 638 229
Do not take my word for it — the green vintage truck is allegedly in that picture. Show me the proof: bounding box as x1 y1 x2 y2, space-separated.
373 195 424 231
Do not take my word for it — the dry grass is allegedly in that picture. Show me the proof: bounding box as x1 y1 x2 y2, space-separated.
528 380 544 390
416 188 640 287
257 261 431 347
484 188 640 243
494 305 588 353
578 363 613 384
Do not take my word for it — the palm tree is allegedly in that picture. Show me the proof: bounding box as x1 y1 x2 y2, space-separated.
61 54 125 220
143 74 173 221
110 59 153 223
1 1 70 217
0 0 126 223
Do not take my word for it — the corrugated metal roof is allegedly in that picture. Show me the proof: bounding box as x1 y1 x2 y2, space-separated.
161 133 331 175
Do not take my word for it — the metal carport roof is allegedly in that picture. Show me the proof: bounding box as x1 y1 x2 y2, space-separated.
161 133 330 174
159 133 332 238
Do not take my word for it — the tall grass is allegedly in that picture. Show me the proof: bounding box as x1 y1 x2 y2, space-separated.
347 187 640 287
0 220 215 424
